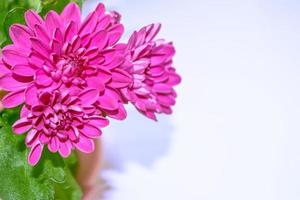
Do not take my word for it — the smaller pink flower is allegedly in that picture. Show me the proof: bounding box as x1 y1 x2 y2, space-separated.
12 89 109 166
116 24 181 120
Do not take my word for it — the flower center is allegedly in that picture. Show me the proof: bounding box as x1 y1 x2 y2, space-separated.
52 54 88 87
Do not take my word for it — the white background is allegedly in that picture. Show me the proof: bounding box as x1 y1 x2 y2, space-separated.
83 0 300 199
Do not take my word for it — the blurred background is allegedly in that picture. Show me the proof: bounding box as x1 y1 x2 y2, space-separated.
83 0 300 199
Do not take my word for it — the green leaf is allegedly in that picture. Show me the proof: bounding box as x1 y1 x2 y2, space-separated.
27 0 42 11
3 7 27 44
0 109 82 200
40 0 84 16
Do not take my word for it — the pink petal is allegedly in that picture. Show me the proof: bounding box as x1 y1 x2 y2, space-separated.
12 74 33 84
25 129 39 147
31 105 45 116
29 52 45 69
32 115 44 131
89 31 108 50
108 30 123 46
9 24 32 47
152 83 172 94
39 133 50 144
25 10 43 30
64 21 78 43
39 92 52 105
58 141 72 158
150 55 167 66
54 28 64 43
79 88 99 106
144 100 157 110
96 69 112 83
45 79 61 92
12 117 32 134
33 24 50 44
144 111 157 121
101 49 116 65
151 73 169 83
45 11 62 35
160 105 173 115
167 73 181 85
68 105 82 114
69 35 81 52
95 3 105 17
86 76 105 92
127 31 138 50
145 23 161 42
135 100 147 111
61 2 81 27
25 85 39 105
108 103 127 120
0 74 28 91
80 124 102 138
82 106 96 115
103 55 124 69
109 11 121 25
0 61 10 74
135 27 147 46
35 70 53 86
97 90 119 111
74 135 95 153
79 12 97 36
68 126 80 141
132 44 150 60
79 33 91 47
88 116 109 128
2 47 28 67
28 143 43 166
84 47 98 58
21 105 30 118
51 39 61 55
153 43 175 57
30 38 50 60
56 132 68 142
134 87 150 96
133 59 149 73
109 69 132 88
2 90 25 108
48 137 59 153
120 88 131 102
156 94 176 106
95 15 111 31
88 53 104 65
13 64 35 77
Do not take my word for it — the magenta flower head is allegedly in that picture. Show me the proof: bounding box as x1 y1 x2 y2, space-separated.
0 2 130 119
117 24 181 120
12 89 109 165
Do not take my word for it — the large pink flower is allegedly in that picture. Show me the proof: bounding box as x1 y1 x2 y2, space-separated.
12 88 109 165
0 3 131 120
116 24 181 120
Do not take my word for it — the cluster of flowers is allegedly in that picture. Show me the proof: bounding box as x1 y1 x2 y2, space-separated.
0 3 181 165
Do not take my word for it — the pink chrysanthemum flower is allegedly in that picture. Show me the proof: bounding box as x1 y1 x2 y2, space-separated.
0 3 131 119
12 89 109 165
117 24 181 120
0 2 181 166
